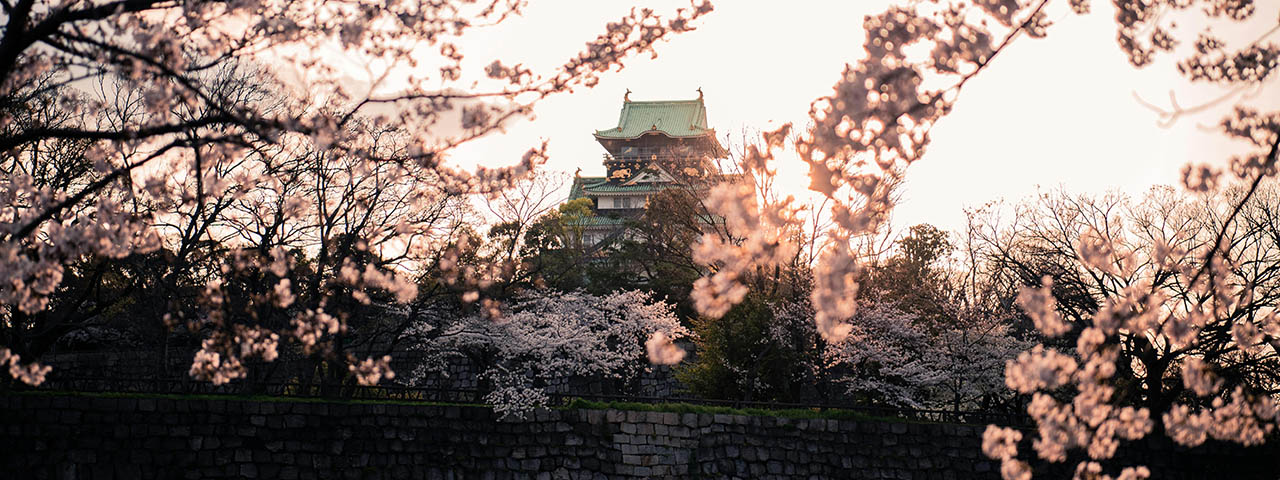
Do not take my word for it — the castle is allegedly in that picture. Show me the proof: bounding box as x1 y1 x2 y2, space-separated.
567 89 728 247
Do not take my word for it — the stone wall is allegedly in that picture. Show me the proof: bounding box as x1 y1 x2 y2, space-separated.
1 394 1276 479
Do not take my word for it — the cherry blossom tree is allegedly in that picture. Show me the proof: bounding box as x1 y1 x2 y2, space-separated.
817 301 1028 410
401 289 688 418
826 303 946 408
177 131 467 388
975 182 1280 477
4 70 473 388
931 313 1031 412
975 186 1280 404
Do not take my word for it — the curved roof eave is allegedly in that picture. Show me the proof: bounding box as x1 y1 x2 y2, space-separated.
593 129 714 141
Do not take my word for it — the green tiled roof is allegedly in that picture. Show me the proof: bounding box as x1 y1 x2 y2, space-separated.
569 176 606 199
582 183 665 194
570 177 665 198
594 98 714 140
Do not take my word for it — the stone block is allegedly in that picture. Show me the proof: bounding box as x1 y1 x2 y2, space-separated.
67 450 95 463
61 411 82 424
535 408 554 422
92 462 115 480
768 461 783 474
725 445 739 458
605 410 624 423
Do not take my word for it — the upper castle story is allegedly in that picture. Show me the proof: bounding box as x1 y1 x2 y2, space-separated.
569 89 728 213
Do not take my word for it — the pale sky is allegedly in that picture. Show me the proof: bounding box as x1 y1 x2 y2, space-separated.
433 1 1278 234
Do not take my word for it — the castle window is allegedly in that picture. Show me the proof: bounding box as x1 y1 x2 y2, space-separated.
620 196 632 209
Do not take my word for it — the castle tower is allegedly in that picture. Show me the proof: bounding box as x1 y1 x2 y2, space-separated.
566 90 728 248
569 90 726 214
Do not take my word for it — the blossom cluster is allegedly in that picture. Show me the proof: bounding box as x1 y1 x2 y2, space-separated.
691 179 800 320
349 355 396 386
0 348 52 386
